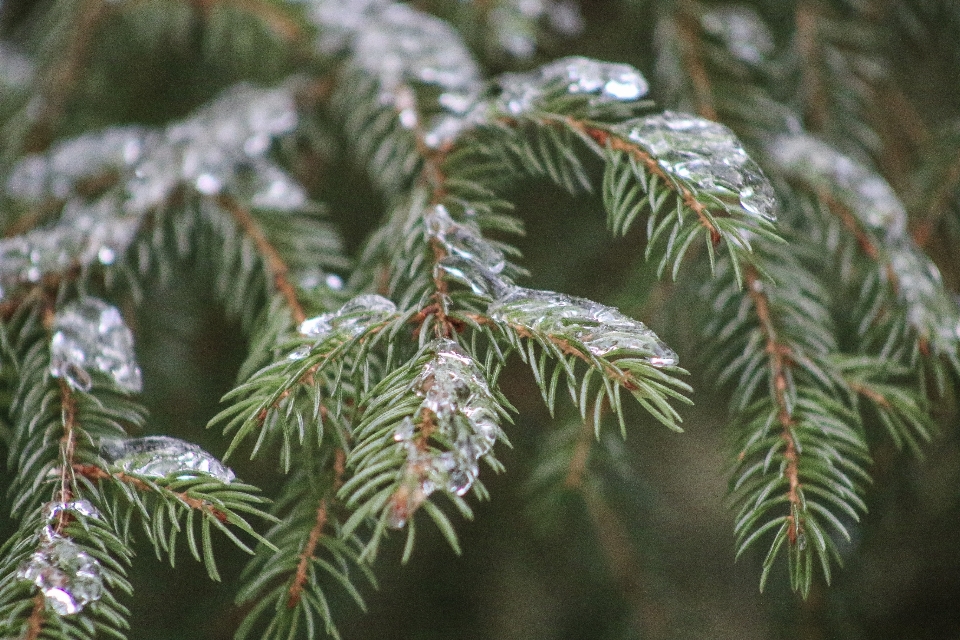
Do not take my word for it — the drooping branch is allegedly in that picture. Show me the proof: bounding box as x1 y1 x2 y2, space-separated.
744 267 802 544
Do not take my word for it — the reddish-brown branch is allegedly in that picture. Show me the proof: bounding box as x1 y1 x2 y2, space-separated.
216 195 307 325
564 419 594 489
287 449 346 608
24 594 45 640
73 463 229 522
745 267 802 543
848 381 892 408
568 119 722 245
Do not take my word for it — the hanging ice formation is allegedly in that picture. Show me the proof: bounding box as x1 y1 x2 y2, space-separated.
100 436 236 483
1 83 305 300
49 297 142 393
17 500 104 615
387 339 503 529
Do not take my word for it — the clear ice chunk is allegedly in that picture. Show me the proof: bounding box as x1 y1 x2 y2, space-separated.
425 204 506 273
101 435 235 483
701 6 775 66
17 535 103 615
766 133 906 239
42 500 101 524
50 298 143 393
498 56 649 115
619 111 777 221
298 294 397 341
488 287 678 366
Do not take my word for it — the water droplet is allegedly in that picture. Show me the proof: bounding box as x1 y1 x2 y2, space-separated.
394 416 416 442
50 298 143 393
97 246 116 265
288 345 311 360
299 314 333 338
101 435 235 483
325 273 344 290
620 111 777 222
194 173 222 195
17 535 103 615
701 6 774 66
299 294 397 342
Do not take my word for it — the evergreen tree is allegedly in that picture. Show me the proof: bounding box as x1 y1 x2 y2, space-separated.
0 0 958 638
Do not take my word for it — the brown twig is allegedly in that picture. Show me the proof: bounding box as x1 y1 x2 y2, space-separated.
745 267 802 544
287 449 346 608
73 463 229 522
796 1 827 133
216 194 307 325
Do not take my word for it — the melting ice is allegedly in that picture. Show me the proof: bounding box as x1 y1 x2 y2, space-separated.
620 111 777 221
101 435 235 483
298 294 397 343
50 298 142 393
498 56 649 115
488 287 678 366
387 339 503 528
18 536 103 615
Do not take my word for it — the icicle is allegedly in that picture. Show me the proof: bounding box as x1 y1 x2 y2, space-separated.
488 287 678 366
50 298 143 393
498 56 649 115
619 111 777 222
17 536 103 615
767 134 905 239
101 435 236 483
700 6 775 66
298 294 397 341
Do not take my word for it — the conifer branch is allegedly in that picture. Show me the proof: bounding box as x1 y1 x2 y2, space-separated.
216 194 307 325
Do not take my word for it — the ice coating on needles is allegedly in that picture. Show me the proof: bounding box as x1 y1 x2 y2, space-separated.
387 339 503 529
50 298 143 393
619 111 777 222
298 294 398 345
101 436 236 483
488 287 678 366
498 56 649 115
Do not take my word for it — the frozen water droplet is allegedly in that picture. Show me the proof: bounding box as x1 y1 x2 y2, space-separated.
17 535 103 615
195 173 222 195
325 273 344 290
299 314 333 339
767 134 905 238
101 435 235 482
547 0 584 36
288 345 311 360
50 298 143 393
498 56 649 115
394 417 416 442
620 111 777 222
42 500 101 524
436 257 513 299
97 246 116 266
701 6 774 66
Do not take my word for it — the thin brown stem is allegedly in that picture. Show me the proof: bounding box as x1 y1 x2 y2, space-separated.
287 449 346 608
24 594 46 640
745 267 801 543
216 194 307 325
796 1 827 133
